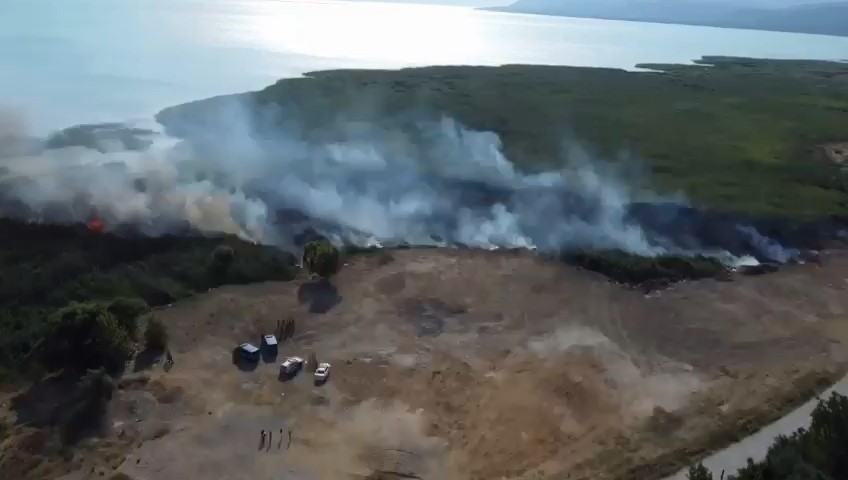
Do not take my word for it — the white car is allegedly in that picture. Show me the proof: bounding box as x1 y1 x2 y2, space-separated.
313 362 331 382
280 356 305 375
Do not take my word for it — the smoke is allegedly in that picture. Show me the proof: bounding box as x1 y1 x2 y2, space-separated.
0 97 808 265
528 325 703 416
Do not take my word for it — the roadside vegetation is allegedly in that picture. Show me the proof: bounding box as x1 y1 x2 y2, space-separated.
0 218 295 383
688 392 848 480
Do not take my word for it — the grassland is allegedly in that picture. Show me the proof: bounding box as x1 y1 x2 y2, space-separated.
164 56 848 219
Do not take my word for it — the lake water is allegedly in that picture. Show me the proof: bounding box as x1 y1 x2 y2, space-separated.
2 0 847 133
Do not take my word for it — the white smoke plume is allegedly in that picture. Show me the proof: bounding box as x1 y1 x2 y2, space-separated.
0 99 805 264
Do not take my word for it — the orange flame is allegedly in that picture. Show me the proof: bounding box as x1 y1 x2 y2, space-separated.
87 218 104 234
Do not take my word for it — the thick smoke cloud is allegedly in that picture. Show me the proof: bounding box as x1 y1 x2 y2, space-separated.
0 99 809 265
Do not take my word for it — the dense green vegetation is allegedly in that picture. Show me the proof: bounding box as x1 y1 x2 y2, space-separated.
0 218 295 382
688 392 848 480
155 57 848 286
302 240 341 278
161 56 848 219
42 302 136 374
144 316 168 352
565 249 727 289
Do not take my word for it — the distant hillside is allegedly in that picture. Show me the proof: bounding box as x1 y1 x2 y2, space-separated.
487 0 848 37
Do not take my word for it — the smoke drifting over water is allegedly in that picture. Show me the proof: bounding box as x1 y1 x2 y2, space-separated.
0 99 822 265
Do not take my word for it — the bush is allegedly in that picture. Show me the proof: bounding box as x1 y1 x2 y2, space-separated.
566 250 725 289
77 368 116 404
687 463 714 480
60 368 116 444
302 241 340 278
0 417 11 439
106 297 149 340
110 474 135 480
210 244 236 274
43 302 134 374
144 317 168 352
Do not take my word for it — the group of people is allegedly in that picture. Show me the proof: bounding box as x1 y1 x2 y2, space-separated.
260 428 292 451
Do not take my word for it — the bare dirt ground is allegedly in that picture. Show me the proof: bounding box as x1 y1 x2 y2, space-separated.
4 248 848 480
819 141 848 167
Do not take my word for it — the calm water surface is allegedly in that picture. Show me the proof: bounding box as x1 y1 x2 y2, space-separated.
2 0 847 132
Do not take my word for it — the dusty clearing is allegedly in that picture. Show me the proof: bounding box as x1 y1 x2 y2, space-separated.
4 249 848 480
819 141 848 166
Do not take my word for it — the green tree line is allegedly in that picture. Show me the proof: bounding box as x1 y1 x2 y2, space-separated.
688 392 848 480
0 218 295 381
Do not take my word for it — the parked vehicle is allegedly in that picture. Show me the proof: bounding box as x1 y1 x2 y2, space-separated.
280 356 305 376
313 362 331 383
238 343 260 362
262 334 278 356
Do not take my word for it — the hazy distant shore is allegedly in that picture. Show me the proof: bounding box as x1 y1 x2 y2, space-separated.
484 1 848 38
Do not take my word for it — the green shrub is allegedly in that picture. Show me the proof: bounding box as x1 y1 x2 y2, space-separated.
566 250 725 289
144 317 168 352
77 368 116 404
302 241 340 278
60 368 116 444
210 244 236 273
106 297 149 340
0 416 11 439
43 303 133 374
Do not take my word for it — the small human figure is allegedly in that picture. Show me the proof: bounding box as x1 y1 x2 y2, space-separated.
260 429 266 449
279 429 284 449
287 429 292 449
267 430 273 451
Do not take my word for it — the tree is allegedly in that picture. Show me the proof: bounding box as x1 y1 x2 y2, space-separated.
687 463 714 480
302 241 340 278
44 302 133 374
692 393 848 480
144 316 168 352
106 297 149 341
210 245 236 273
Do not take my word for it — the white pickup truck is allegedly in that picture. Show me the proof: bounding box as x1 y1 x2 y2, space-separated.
313 362 331 383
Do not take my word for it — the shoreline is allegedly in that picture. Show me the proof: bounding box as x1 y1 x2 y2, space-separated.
479 6 848 39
